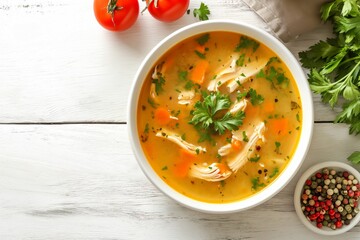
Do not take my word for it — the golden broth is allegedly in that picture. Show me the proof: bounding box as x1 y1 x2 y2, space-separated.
137 31 302 203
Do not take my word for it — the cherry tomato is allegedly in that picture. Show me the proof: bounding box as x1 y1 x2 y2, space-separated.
94 0 139 31
146 0 190 22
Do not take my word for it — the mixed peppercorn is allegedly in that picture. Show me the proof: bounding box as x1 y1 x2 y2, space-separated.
301 168 360 230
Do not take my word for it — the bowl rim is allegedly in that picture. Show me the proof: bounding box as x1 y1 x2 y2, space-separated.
128 19 314 213
294 161 360 235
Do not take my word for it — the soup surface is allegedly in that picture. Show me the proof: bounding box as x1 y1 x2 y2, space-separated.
137 31 302 203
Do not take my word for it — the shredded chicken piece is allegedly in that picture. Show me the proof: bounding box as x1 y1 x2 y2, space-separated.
207 54 240 91
226 59 268 93
178 90 195 105
189 162 232 182
227 122 266 172
155 129 206 154
218 143 232 157
229 98 248 114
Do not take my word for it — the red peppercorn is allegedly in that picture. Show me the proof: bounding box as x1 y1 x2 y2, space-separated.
355 191 360 197
324 206 329 211
343 171 349 179
348 190 354 197
326 199 332 206
354 201 358 208
335 221 343 228
330 215 335 220
312 195 318 201
306 179 312 186
317 222 323 229
335 213 341 218
309 214 317 221
316 172 322 179
305 206 311 212
323 174 329 180
319 214 324 220
316 217 322 223
343 199 349 205
346 185 350 190
329 209 335 216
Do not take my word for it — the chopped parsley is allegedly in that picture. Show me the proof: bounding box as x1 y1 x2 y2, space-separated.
269 167 279 178
242 131 249 142
249 154 261 162
195 50 206 59
196 33 210 45
251 177 266 190
236 53 246 67
152 73 165 95
234 36 260 52
275 141 281 154
189 91 245 135
248 88 264 106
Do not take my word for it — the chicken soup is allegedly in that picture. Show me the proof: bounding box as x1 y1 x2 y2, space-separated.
137 31 302 203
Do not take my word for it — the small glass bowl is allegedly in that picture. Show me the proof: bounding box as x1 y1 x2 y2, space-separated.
294 161 360 235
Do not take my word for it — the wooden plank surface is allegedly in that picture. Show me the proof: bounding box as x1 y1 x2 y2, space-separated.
0 123 359 240
0 0 337 123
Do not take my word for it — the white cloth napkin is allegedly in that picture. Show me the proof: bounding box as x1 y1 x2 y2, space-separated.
243 0 329 42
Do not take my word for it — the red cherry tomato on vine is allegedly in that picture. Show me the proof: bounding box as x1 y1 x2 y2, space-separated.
94 0 139 31
146 0 190 22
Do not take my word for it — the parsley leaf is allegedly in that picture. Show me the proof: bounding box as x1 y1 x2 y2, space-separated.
269 167 279 178
196 33 210 46
189 91 245 135
251 177 265 190
347 151 360 164
193 2 210 21
300 0 360 135
152 73 165 95
234 36 260 52
248 88 264 106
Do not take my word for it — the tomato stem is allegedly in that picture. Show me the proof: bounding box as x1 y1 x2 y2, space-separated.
107 0 123 26
141 0 159 14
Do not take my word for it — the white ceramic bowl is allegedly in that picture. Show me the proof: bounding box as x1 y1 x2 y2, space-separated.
128 20 314 213
294 161 360 235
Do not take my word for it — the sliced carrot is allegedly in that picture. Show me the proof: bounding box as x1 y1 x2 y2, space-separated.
231 139 243 151
195 44 206 54
269 118 288 136
263 99 275 113
154 107 171 125
216 163 229 174
174 149 197 178
190 59 209 85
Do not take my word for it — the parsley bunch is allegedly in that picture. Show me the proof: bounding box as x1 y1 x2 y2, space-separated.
299 0 360 135
189 91 245 135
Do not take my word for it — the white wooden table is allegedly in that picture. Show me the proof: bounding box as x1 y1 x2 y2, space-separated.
1 0 360 239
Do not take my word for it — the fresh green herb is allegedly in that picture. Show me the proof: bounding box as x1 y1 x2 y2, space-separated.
196 148 200 155
299 0 360 135
242 131 249 142
296 113 300 122
236 53 246 66
184 80 195 90
144 123 149 134
152 73 165 95
195 125 215 144
189 91 245 135
266 56 280 66
269 167 279 178
196 33 210 45
275 141 281 154
251 177 266 190
162 166 168 171
195 50 206 59
249 154 261 162
237 91 247 101
147 98 158 108
178 71 188 81
256 67 289 88
181 133 186 140
347 151 360 164
234 36 260 52
193 2 210 21
248 88 264 106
